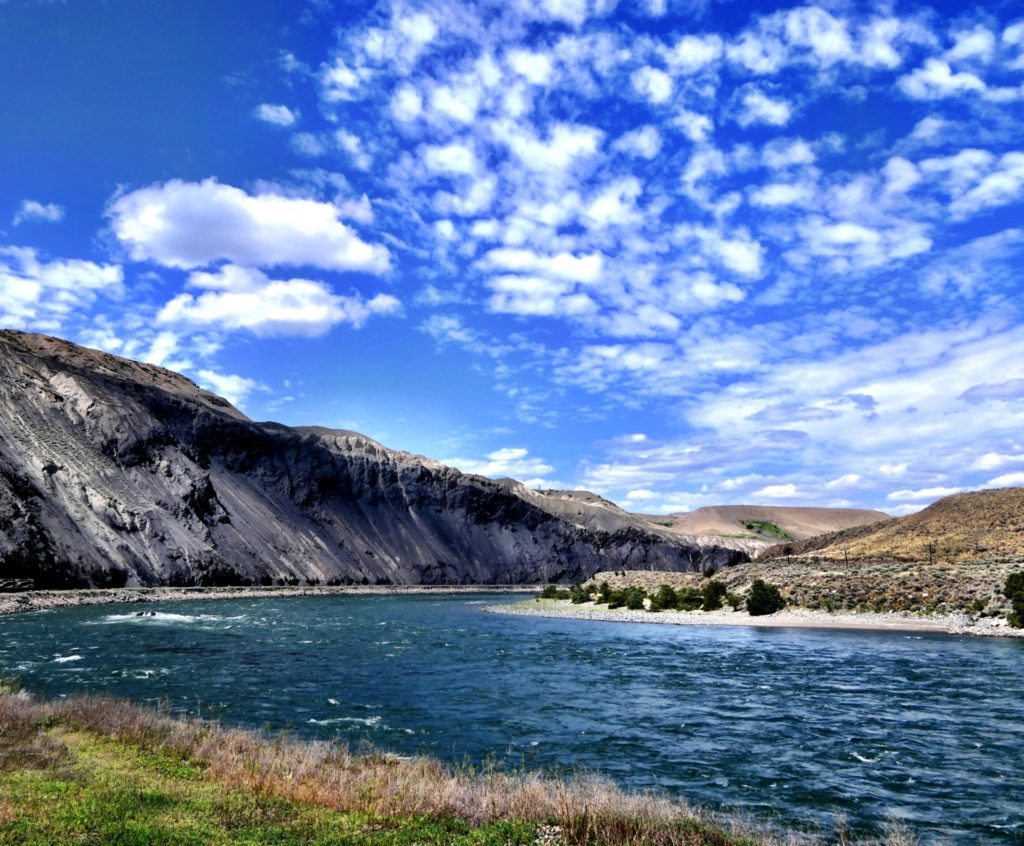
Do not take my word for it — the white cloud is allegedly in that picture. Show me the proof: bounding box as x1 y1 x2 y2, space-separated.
494 121 603 173
478 248 603 282
107 179 390 273
666 34 723 73
898 59 986 99
879 463 908 477
886 486 962 501
422 142 478 176
971 451 1024 470
254 103 298 127
13 200 64 225
508 49 554 84
444 446 556 482
736 88 793 127
728 31 788 74
584 178 642 229
390 85 423 122
631 66 673 104
335 130 371 170
986 471 1024 488
947 25 996 63
291 132 327 157
612 125 662 159
0 247 122 330
750 181 813 207
195 369 266 407
320 58 371 102
157 265 400 337
754 483 798 498
826 473 860 488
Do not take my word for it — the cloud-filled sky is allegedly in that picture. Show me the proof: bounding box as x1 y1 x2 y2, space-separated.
2 0 1024 515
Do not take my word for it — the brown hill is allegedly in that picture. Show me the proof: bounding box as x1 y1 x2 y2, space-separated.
638 505 888 543
761 488 1024 563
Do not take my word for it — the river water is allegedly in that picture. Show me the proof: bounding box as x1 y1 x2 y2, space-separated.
0 593 1021 843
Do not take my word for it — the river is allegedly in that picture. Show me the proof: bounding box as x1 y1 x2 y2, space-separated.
0 593 1021 843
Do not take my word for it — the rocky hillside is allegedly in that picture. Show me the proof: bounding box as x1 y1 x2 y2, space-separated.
0 331 747 588
760 488 1024 564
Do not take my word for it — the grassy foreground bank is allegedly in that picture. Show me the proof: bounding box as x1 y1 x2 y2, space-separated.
0 690 915 846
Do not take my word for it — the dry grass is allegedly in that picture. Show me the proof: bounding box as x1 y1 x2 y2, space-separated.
0 691 916 845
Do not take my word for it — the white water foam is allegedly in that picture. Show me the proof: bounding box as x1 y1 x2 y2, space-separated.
96 612 246 625
308 715 383 728
53 654 82 663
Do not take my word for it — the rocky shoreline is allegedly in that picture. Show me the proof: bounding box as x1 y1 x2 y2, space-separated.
488 598 1024 638
0 584 538 616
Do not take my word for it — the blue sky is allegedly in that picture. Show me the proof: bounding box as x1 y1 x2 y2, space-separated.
2 0 1024 516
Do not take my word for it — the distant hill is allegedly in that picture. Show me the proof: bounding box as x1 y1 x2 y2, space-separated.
760 488 1024 563
636 505 889 547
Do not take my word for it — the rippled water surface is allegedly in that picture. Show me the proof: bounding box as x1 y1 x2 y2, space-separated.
1 594 1021 843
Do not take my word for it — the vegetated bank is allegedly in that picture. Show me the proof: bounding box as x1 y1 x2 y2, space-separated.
495 566 1024 636
0 686 918 846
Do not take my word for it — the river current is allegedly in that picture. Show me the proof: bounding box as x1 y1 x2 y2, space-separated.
0 593 1021 843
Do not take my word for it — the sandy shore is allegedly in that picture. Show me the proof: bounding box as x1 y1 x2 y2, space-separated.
488 598 1024 638
0 584 538 617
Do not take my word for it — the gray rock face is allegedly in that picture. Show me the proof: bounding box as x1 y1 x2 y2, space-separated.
0 331 748 588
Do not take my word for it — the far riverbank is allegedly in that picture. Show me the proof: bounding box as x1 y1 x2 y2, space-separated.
0 584 536 616
489 597 1024 638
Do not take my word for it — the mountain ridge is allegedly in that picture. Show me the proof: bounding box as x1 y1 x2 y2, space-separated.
0 330 748 588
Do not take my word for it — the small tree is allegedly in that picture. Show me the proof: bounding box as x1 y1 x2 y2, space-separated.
569 583 589 604
701 580 727 611
1004 571 1024 628
597 581 612 604
624 586 647 610
650 584 678 612
746 579 786 616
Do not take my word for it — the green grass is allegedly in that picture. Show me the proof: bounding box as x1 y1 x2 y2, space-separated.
742 522 793 541
0 730 536 845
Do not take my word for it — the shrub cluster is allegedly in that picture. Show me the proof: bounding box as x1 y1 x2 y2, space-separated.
1004 571 1024 627
541 577 788 617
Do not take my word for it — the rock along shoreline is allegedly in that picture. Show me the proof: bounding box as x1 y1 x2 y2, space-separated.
487 598 1024 638
0 584 538 617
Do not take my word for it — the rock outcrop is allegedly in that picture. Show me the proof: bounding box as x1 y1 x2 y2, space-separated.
0 331 747 588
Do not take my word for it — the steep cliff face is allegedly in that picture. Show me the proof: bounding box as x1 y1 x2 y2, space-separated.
0 331 747 588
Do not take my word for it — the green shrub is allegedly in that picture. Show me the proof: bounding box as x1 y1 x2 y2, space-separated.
624 586 647 610
540 585 570 600
596 581 612 603
1004 571 1024 627
569 583 589 604
676 587 703 611
649 584 677 612
746 579 786 616
701 580 727 611
726 592 742 611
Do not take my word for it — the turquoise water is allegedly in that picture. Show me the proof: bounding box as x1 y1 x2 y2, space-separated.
0 594 1021 843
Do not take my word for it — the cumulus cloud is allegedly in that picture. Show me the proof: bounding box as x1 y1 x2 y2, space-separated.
0 247 122 330
157 265 400 337
13 200 64 225
195 370 267 407
443 446 556 483
107 179 390 273
735 88 793 127
254 103 298 127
